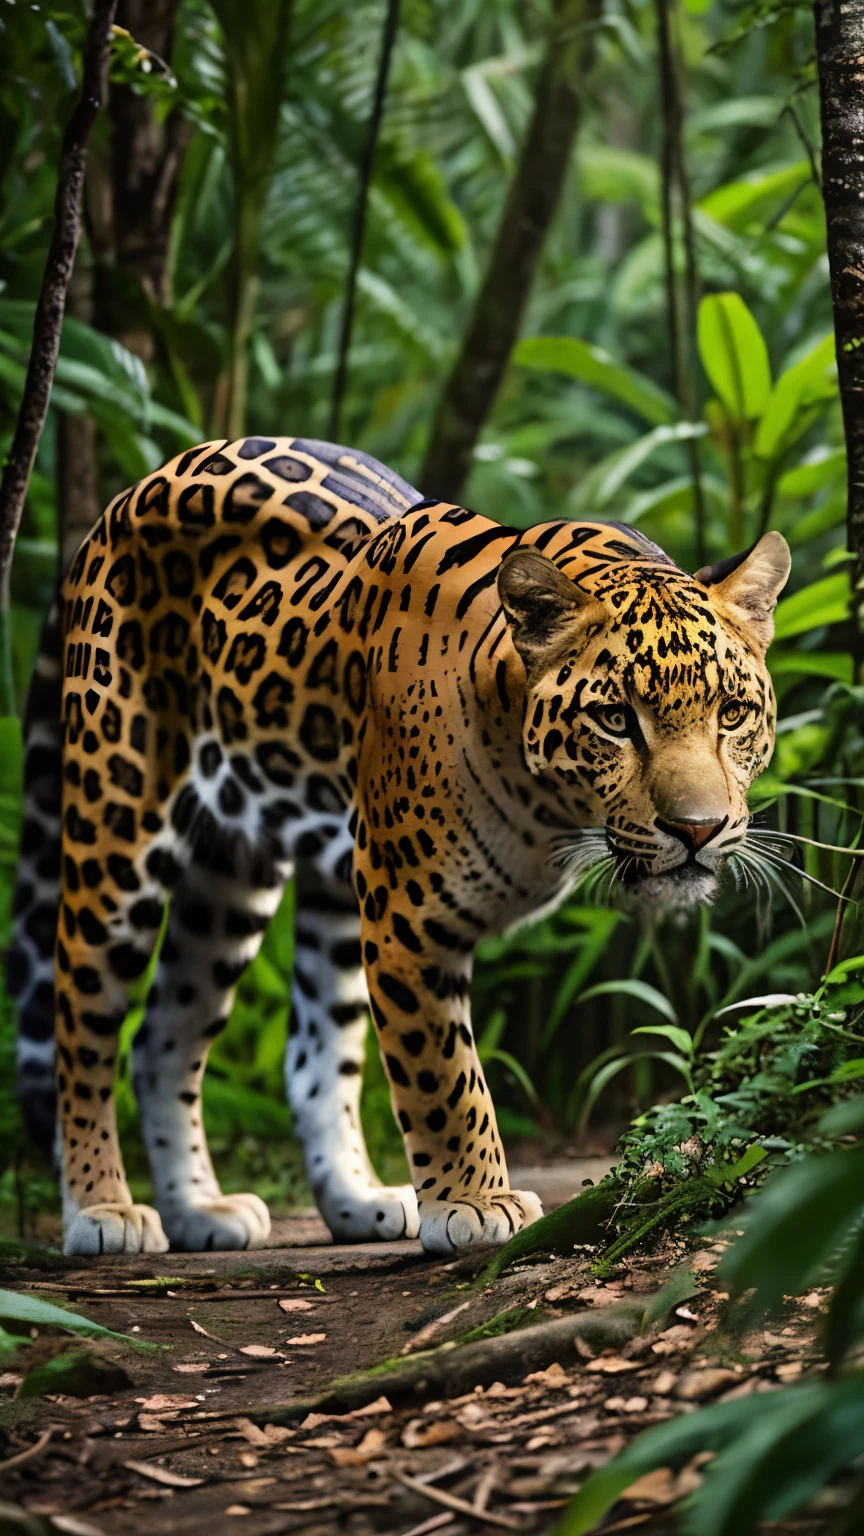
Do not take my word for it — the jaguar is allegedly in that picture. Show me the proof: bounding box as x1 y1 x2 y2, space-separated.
10 434 790 1257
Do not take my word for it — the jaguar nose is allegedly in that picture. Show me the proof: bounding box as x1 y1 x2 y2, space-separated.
655 815 728 853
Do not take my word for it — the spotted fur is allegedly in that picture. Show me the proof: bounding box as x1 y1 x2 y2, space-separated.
10 435 789 1256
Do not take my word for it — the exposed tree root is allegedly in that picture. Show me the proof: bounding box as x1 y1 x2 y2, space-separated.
254 1302 646 1425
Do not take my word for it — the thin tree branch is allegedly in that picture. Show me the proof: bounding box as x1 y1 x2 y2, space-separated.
0 0 117 713
328 0 401 442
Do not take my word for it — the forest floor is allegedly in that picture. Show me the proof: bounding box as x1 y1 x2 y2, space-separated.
0 1160 832 1536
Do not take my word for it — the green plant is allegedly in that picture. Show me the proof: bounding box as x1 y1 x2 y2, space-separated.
558 1098 864 1536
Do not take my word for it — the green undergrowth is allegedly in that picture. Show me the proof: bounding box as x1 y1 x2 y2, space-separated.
484 964 864 1285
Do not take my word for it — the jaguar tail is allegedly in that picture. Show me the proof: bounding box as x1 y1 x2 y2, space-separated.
8 596 64 1150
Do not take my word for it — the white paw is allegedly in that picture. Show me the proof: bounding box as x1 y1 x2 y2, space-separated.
162 1193 271 1251
320 1184 419 1242
418 1189 543 1256
64 1202 169 1256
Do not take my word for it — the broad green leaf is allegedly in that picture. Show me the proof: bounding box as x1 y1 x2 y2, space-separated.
514 336 678 426
623 475 694 526
0 1289 153 1349
689 97 782 134
630 1023 694 1056
754 335 837 460
578 979 678 1024
769 651 853 684
697 293 771 420
571 423 706 513
772 572 850 640
556 1386 800 1535
706 1143 768 1186
461 65 517 159
577 145 659 216
718 1142 864 1313
778 447 845 499
788 494 845 548
699 161 812 231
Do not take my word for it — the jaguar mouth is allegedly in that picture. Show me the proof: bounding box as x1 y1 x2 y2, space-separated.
616 861 721 910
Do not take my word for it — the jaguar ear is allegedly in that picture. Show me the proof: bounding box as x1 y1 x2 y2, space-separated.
498 549 597 671
696 531 791 653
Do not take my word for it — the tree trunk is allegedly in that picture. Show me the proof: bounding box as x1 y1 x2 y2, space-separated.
814 0 864 666
106 0 187 357
0 0 117 714
58 2 186 574
211 0 294 442
421 0 599 504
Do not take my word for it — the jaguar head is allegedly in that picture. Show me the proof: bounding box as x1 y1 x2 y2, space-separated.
498 532 791 907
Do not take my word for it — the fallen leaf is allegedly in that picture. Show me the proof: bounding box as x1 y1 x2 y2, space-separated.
625 1468 677 1505
674 1368 740 1401
286 1333 326 1346
586 1357 639 1375
544 1284 574 1303
234 1419 295 1447
354 1396 392 1417
224 1506 251 1517
173 1363 210 1375
651 1370 679 1396
238 1344 281 1358
775 1361 804 1381
524 1362 569 1388
329 1427 388 1466
136 1394 198 1411
576 1286 617 1307
605 1395 649 1414
124 1460 204 1488
401 1417 461 1449
651 1325 697 1356
298 1396 392 1432
688 1251 719 1272
239 1452 258 1469
137 1415 168 1432
279 1298 314 1313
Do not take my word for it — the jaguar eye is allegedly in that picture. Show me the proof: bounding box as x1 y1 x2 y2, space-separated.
589 703 634 739
719 699 751 731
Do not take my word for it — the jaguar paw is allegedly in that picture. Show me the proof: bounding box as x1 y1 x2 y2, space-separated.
162 1193 271 1252
63 1202 169 1257
320 1184 419 1243
418 1189 543 1256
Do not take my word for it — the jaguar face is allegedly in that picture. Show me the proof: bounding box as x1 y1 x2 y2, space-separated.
498 533 791 908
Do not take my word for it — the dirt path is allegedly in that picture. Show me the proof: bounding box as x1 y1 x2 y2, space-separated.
0 1163 827 1535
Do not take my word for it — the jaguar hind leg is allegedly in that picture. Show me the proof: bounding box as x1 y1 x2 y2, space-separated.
55 831 172 1258
134 841 286 1251
287 856 418 1242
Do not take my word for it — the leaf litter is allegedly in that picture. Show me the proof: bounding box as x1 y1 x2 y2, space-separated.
0 1221 829 1533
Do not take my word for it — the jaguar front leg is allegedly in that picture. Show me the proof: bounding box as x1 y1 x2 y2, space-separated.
356 868 542 1255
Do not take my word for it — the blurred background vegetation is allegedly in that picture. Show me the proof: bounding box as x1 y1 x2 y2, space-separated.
1 0 863 1234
